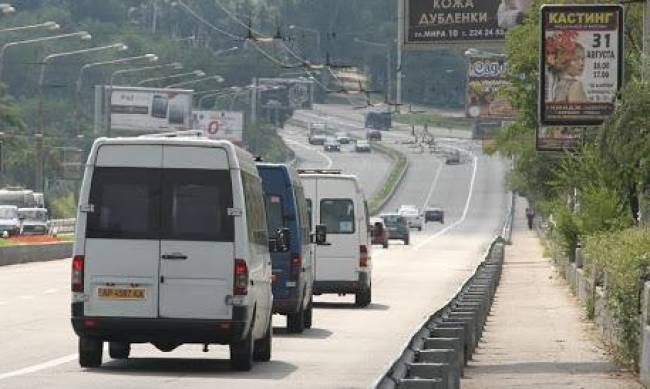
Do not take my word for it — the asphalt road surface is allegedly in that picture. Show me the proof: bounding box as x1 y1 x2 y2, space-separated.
0 104 508 389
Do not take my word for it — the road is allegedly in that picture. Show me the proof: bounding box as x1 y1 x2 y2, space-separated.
0 104 509 389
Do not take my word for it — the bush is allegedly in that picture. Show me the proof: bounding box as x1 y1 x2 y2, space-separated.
584 229 650 367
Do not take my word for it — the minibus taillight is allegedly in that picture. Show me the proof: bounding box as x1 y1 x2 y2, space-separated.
72 255 84 292
234 259 248 296
290 254 302 279
359 245 370 268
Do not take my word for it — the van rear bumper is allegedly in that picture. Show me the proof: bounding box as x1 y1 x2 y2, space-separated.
314 273 369 295
71 307 249 345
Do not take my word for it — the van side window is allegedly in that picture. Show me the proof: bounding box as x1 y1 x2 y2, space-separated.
242 172 269 250
305 198 313 232
87 168 161 239
320 199 355 234
294 186 310 245
264 194 283 237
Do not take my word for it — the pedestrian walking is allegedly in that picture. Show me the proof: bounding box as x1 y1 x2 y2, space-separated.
526 207 535 230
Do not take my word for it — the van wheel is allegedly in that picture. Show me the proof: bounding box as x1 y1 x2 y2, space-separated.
355 287 371 307
253 313 272 362
287 304 305 333
404 237 410 245
303 299 313 329
383 241 389 249
418 226 423 231
79 337 103 368
230 328 254 371
109 342 130 359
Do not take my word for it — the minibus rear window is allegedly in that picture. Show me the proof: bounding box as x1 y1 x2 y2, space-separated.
86 167 234 241
265 194 284 237
86 168 161 239
320 199 355 234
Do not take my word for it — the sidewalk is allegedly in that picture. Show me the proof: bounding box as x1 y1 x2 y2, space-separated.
461 199 642 389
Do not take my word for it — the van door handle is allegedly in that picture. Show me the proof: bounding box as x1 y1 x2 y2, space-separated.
161 253 188 260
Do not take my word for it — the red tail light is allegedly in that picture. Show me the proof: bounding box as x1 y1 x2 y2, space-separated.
234 259 248 296
290 254 302 279
359 245 370 268
72 255 84 292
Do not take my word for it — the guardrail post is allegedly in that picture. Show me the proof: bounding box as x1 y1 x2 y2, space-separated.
641 281 650 388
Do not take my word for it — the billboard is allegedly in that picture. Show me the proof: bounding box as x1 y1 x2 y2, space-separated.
98 86 193 134
403 0 531 47
257 78 314 110
192 110 244 144
466 58 515 119
536 127 584 152
539 5 624 126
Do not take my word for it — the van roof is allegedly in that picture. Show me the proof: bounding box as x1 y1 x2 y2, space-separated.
299 173 363 195
89 137 257 174
257 163 302 185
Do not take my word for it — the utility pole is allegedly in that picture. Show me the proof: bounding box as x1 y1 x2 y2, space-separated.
396 0 404 112
251 77 258 126
151 0 159 34
639 4 650 226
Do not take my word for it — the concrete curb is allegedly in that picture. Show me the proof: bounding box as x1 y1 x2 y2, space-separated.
0 242 73 266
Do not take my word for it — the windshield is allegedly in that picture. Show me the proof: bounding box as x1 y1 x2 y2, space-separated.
382 215 402 225
18 210 47 221
0 207 17 219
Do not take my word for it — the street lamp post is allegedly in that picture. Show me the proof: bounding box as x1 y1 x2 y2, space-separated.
288 25 321 60
166 75 223 88
36 43 128 191
136 70 205 87
109 62 183 86
0 4 15 15
75 53 158 135
0 31 92 78
354 37 392 105
0 20 59 34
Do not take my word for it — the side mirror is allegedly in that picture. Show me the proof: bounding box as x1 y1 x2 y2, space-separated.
314 224 328 245
276 228 291 252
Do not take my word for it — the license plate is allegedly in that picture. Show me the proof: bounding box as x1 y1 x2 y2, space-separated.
97 287 146 300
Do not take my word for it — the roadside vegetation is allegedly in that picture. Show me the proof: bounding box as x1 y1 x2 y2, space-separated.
491 0 649 368
393 112 472 131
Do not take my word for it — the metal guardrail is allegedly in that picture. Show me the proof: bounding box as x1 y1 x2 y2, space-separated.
48 218 76 235
371 194 516 389
501 191 516 245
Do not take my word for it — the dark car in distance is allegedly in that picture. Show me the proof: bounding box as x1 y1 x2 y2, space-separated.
424 207 444 223
380 213 410 245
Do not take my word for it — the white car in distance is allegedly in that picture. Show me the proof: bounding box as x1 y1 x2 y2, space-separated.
398 205 424 231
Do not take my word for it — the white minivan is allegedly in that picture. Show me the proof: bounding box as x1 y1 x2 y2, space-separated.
71 136 273 371
299 171 372 307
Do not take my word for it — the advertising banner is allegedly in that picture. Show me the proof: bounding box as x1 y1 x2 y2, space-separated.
192 110 244 144
536 127 584 152
466 58 515 119
404 0 531 47
258 78 314 110
540 5 623 126
108 86 193 133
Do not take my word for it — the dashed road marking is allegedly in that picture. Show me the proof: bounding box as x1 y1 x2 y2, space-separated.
0 354 77 381
43 289 58 294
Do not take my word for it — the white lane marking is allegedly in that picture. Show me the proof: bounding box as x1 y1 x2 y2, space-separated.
0 301 6 306
19 295 34 300
0 354 77 381
421 160 444 210
43 289 58 295
284 138 334 169
415 151 478 251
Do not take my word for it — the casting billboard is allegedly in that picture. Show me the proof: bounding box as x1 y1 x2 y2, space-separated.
539 5 624 126
102 86 193 134
466 57 515 119
403 0 531 48
192 110 244 144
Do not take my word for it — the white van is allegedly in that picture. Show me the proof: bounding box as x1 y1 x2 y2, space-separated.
71 137 273 371
299 171 372 307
